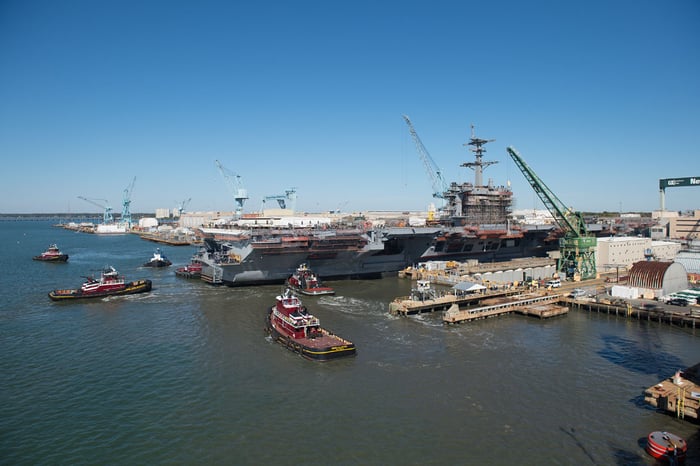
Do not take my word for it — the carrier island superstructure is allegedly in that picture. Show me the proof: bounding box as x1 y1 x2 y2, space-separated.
410 122 557 263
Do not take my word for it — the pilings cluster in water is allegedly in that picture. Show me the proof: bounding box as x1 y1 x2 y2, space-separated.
644 363 700 421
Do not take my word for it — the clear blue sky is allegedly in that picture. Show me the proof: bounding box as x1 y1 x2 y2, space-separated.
1 0 698 215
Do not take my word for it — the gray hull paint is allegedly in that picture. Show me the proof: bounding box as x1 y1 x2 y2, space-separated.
420 229 555 263
200 227 439 286
199 226 555 286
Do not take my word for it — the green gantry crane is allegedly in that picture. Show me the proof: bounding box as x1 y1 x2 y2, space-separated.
506 147 597 281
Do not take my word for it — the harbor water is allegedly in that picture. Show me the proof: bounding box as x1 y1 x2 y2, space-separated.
1 221 699 465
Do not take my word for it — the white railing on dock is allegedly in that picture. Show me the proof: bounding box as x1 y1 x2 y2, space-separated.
444 294 561 323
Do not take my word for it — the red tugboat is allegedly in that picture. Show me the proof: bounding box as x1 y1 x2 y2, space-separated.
176 251 204 278
48 266 152 301
646 431 687 464
287 263 335 296
265 289 356 361
175 261 202 278
33 244 69 262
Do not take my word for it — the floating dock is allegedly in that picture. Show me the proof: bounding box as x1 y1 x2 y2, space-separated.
644 363 700 421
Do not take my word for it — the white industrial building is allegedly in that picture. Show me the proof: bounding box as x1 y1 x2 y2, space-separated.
596 236 682 273
651 240 683 260
477 264 557 285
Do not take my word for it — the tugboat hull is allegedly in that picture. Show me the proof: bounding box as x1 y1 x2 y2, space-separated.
48 280 152 301
143 260 172 268
265 308 356 361
175 265 202 278
33 254 69 262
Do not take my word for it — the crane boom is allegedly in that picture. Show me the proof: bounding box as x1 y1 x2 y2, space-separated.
506 147 587 237
177 198 191 216
402 115 446 199
122 177 136 227
506 146 596 280
262 188 297 213
215 160 248 219
78 196 113 224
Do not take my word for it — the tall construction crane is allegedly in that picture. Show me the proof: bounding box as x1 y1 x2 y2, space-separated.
262 188 297 212
78 196 113 224
121 177 136 227
176 198 191 216
506 147 597 281
402 115 447 202
215 160 248 219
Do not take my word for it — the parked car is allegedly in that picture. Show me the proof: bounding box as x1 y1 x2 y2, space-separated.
569 289 586 298
668 298 689 307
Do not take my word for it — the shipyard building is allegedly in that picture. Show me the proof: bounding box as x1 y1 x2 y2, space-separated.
652 210 700 240
611 260 689 300
595 237 682 273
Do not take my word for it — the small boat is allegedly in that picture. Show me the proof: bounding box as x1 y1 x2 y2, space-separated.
265 289 356 361
48 266 152 301
33 244 69 262
287 263 335 296
175 261 202 278
143 248 172 267
646 431 687 464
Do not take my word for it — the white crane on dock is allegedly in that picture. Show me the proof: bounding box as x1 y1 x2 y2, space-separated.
215 160 248 219
78 196 113 224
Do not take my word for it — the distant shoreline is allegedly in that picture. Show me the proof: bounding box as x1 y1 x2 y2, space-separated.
0 213 152 221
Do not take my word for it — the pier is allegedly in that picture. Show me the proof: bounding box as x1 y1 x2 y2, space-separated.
136 232 196 246
388 287 568 322
644 363 700 421
388 288 523 316
568 300 699 329
389 286 700 328
443 293 568 323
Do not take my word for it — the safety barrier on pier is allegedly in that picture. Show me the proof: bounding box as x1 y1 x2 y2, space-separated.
443 294 567 324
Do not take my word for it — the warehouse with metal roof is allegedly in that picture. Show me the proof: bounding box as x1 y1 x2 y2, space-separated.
626 260 689 297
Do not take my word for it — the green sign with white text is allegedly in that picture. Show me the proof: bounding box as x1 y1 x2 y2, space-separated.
659 177 700 189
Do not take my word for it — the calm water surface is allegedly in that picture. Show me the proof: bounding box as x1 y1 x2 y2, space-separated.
1 221 699 465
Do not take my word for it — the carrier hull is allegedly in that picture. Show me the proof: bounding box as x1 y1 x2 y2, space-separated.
199 227 440 286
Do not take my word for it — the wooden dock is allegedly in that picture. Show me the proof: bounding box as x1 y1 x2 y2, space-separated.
389 282 699 328
443 293 568 324
644 363 700 421
388 289 523 316
389 287 568 323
